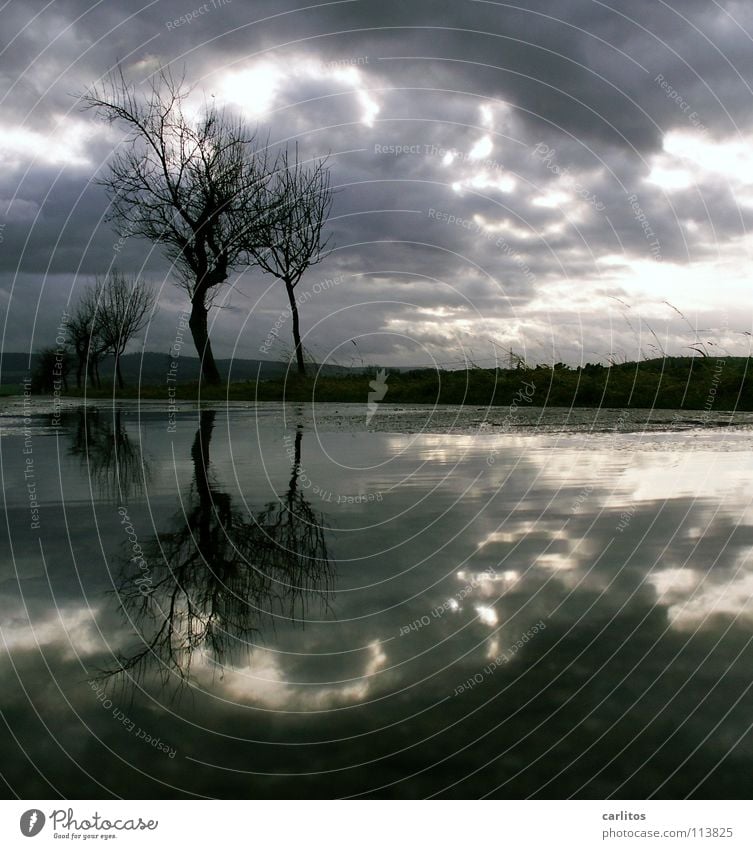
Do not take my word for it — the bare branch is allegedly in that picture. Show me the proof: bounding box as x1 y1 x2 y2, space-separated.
250 146 334 376
82 67 281 384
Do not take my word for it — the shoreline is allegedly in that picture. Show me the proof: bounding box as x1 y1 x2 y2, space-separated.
2 398 752 436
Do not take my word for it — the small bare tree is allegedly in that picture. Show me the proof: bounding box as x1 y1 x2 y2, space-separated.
66 290 107 389
251 147 333 377
67 274 156 389
94 272 157 389
82 68 279 385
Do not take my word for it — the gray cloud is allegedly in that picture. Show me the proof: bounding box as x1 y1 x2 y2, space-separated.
2 0 752 364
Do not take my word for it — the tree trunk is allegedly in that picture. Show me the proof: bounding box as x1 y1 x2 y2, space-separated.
192 410 220 556
189 298 222 386
192 409 215 511
288 427 302 498
285 282 306 378
115 355 125 389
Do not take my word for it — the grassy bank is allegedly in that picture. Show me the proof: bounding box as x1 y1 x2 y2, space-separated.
51 356 753 411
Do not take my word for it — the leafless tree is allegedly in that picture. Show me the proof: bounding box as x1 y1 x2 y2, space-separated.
94 272 157 388
252 147 333 377
66 291 106 389
82 67 279 385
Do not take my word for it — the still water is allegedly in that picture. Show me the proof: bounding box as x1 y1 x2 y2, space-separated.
1 402 752 798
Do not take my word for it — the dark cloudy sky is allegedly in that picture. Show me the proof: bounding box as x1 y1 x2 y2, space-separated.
1 0 753 368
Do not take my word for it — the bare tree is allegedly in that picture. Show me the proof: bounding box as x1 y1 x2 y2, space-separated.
94 272 157 389
67 274 155 389
82 68 278 385
66 291 105 389
251 147 333 377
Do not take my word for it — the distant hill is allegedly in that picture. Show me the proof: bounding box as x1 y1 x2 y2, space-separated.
0 351 360 387
372 355 753 411
5 352 751 412
247 355 753 411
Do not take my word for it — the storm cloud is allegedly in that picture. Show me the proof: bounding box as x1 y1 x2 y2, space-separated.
1 0 752 367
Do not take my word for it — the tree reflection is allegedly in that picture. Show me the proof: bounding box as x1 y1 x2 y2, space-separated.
69 408 148 502
109 411 332 684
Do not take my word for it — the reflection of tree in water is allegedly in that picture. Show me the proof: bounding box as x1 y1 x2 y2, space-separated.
69 408 148 502
110 411 332 683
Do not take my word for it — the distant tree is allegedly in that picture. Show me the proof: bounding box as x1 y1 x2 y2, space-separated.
67 273 156 389
251 147 333 377
94 272 157 389
66 290 106 389
82 68 280 385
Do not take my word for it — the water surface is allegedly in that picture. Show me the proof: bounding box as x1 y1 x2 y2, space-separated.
1 402 752 798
